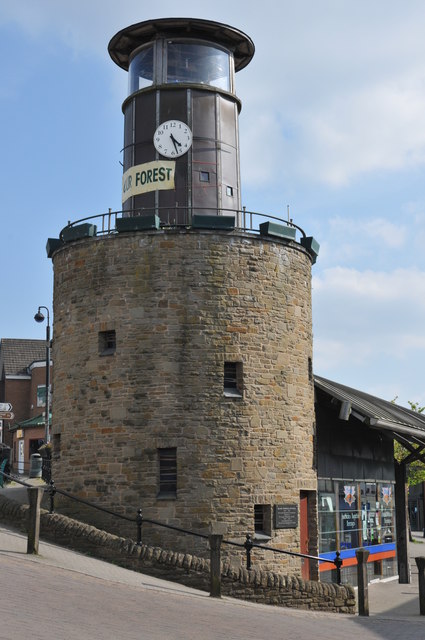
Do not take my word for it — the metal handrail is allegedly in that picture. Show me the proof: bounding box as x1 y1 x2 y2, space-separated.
60 206 307 240
0 467 342 583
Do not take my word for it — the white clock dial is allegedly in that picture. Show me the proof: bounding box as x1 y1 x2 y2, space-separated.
153 120 193 158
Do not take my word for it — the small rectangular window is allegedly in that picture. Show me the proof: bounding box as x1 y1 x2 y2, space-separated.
254 504 271 539
199 171 210 182
53 433 61 459
224 361 243 397
226 186 234 196
308 357 313 382
99 330 116 356
37 385 46 407
158 447 177 498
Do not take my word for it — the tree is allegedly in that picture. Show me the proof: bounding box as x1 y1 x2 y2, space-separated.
393 400 425 486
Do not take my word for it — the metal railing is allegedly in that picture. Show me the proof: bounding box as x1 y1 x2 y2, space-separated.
0 467 342 584
60 206 307 240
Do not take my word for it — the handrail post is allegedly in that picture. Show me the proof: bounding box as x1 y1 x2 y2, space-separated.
415 557 425 615
333 551 343 585
27 486 43 554
356 548 370 616
209 534 223 598
136 507 143 545
49 480 56 514
244 533 253 570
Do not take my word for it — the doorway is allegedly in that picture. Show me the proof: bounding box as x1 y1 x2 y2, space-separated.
300 491 310 579
18 439 24 474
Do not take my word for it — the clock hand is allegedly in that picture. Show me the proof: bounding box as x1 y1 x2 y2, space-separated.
170 133 182 153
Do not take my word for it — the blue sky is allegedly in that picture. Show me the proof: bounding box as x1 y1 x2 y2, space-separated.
1 1 425 408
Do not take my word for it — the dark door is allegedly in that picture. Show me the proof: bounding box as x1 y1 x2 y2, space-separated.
300 492 310 580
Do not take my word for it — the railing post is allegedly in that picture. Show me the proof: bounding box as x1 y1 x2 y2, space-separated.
136 508 143 545
415 557 425 615
27 486 43 554
209 534 223 598
244 533 253 570
49 480 56 514
333 551 343 585
355 548 370 616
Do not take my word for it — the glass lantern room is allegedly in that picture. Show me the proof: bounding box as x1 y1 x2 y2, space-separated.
128 40 233 95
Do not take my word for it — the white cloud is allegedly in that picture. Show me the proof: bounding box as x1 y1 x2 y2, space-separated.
313 266 425 304
328 216 407 249
312 266 425 399
295 73 425 186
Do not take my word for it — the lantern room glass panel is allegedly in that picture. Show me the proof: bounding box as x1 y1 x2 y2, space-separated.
166 42 231 90
128 45 154 94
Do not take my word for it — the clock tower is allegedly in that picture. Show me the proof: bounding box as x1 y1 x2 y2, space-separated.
50 17 319 577
108 18 254 225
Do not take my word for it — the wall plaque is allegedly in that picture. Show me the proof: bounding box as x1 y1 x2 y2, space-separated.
274 504 298 529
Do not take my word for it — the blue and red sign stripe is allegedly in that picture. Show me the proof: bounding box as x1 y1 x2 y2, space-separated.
319 543 396 572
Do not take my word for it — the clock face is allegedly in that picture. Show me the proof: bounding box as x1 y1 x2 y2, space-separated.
153 120 193 158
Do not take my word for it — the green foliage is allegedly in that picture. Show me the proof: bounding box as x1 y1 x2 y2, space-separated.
394 400 425 486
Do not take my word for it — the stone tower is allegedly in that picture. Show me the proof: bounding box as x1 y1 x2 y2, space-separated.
49 18 319 576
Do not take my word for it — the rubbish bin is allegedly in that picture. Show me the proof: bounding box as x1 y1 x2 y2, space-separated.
29 453 43 479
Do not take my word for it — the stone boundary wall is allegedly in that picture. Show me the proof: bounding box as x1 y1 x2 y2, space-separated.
0 494 355 613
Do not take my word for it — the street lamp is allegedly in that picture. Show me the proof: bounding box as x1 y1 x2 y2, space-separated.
34 306 51 444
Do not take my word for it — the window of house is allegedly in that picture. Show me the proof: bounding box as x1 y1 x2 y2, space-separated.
224 361 243 397
254 504 271 539
37 385 46 407
99 330 116 356
199 171 210 182
158 447 177 498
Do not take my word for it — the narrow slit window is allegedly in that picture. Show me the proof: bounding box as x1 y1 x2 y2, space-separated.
199 171 210 182
226 185 234 196
224 361 243 397
53 433 61 459
99 330 116 356
308 356 313 382
158 447 177 497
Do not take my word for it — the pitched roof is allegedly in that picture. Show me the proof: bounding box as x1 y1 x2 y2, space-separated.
0 339 46 377
314 374 425 446
10 412 51 430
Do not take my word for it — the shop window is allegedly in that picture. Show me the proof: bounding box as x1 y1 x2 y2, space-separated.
254 504 271 539
99 330 116 356
318 479 397 585
158 447 177 498
199 171 210 182
224 361 243 397
318 482 337 554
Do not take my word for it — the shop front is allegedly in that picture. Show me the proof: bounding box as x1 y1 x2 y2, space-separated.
318 478 396 585
313 376 421 586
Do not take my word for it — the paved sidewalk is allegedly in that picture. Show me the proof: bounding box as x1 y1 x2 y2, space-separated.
1 479 424 636
1 524 425 640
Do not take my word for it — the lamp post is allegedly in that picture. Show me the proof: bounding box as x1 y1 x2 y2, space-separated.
34 306 51 444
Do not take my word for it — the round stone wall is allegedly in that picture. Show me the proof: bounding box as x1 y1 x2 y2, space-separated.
51 229 317 574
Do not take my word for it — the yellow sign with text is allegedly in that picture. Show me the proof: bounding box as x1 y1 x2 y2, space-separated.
122 161 175 203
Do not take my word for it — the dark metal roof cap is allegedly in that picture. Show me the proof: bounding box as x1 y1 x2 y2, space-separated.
315 374 425 436
108 17 255 71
